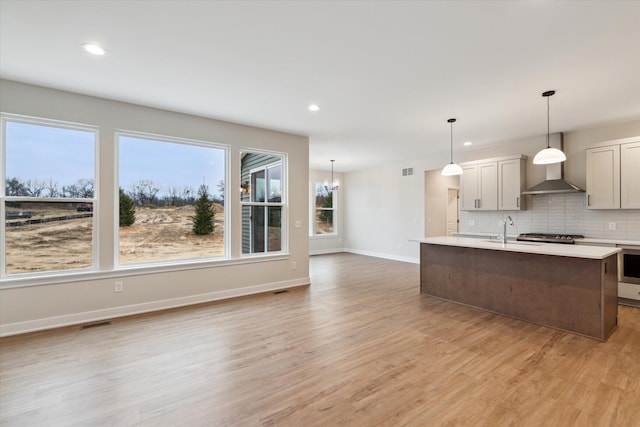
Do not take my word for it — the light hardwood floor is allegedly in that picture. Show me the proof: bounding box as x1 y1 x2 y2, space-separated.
1 253 639 426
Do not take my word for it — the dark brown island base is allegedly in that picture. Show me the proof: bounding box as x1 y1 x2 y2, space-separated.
418 237 621 341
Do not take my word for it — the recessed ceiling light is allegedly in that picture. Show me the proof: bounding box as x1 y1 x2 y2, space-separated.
308 104 320 111
82 43 105 55
464 141 472 146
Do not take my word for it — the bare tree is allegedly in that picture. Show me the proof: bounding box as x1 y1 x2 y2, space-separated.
217 179 225 205
63 179 94 198
181 186 195 206
5 177 28 196
76 179 94 198
46 179 61 198
166 186 180 206
24 179 47 197
131 180 160 206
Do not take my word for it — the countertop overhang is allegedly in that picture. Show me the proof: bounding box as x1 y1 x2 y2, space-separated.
416 236 621 259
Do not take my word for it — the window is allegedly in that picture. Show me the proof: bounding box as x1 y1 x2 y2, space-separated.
117 133 227 265
313 183 336 235
240 151 285 254
1 115 97 276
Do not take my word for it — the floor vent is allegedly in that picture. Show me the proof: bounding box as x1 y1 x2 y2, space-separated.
273 290 289 294
81 321 111 329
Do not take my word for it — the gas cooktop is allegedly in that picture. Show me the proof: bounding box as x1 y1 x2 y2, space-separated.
517 233 584 244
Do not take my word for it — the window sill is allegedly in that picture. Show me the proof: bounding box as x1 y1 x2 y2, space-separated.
0 253 290 289
310 234 340 239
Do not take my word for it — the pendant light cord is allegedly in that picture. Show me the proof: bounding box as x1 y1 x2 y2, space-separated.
450 120 453 163
546 94 550 149
447 118 456 164
331 160 334 186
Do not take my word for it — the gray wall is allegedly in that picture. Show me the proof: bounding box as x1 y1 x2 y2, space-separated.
0 80 310 335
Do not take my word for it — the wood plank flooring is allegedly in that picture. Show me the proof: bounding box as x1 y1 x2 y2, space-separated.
1 253 639 426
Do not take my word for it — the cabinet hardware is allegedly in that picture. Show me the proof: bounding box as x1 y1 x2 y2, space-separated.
587 194 590 206
516 197 519 208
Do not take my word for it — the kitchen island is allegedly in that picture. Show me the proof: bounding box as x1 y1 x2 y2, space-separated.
418 237 620 341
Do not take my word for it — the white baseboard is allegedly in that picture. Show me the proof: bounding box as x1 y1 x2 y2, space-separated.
0 277 310 337
310 248 345 256
344 248 419 264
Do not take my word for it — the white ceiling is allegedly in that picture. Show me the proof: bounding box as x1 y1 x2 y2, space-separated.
1 1 639 172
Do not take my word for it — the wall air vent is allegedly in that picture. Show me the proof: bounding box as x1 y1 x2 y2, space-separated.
402 167 414 176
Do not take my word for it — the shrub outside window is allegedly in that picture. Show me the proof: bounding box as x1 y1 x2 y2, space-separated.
1 115 97 276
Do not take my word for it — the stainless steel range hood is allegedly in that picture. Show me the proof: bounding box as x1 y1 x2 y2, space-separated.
522 133 585 195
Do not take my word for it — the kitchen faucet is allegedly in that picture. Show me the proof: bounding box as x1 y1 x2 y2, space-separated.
500 215 514 243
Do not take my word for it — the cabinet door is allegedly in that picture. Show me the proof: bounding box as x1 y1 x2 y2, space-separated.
586 145 620 209
621 141 640 209
460 164 479 210
477 162 497 210
498 159 525 210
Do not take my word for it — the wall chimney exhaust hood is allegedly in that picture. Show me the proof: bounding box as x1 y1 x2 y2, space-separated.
522 133 585 195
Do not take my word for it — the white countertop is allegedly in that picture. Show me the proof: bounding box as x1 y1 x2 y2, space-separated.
578 237 640 247
417 236 621 259
452 232 640 247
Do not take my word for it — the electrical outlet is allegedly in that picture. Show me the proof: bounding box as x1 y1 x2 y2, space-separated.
114 281 123 293
291 261 297 270
608 222 617 231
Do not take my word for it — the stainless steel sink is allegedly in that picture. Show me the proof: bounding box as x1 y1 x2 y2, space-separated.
480 239 543 246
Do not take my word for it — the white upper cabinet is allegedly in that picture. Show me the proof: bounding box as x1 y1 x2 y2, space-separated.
621 141 640 209
586 137 640 210
460 162 497 210
460 164 482 210
498 158 526 210
460 155 526 211
586 145 620 209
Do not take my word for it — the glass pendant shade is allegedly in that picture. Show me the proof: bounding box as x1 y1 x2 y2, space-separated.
533 147 566 165
442 162 464 176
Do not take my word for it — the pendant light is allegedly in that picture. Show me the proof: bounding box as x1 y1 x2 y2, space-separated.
533 90 566 165
325 159 339 191
442 118 463 176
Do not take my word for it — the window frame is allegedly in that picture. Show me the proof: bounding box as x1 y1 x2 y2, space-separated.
240 150 287 256
1 113 99 279
312 181 337 236
114 130 230 268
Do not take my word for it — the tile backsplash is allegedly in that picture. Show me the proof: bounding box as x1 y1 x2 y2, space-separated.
460 193 640 240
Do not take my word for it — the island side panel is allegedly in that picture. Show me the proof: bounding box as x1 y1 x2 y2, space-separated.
420 243 615 340
602 254 618 340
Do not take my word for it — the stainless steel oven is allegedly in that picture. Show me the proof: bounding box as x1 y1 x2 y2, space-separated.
619 247 640 285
